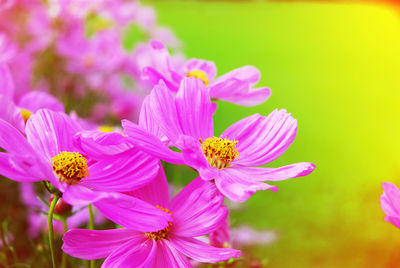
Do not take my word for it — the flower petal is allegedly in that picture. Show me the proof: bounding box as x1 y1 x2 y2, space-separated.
102 238 156 268
62 228 143 260
169 235 241 263
170 177 227 237
154 240 191 268
25 109 81 160
94 192 172 232
184 59 217 81
221 110 297 167
122 119 184 165
74 130 132 160
129 163 170 208
381 182 400 228
214 168 278 202
82 147 159 192
18 91 64 113
0 96 24 131
174 77 214 141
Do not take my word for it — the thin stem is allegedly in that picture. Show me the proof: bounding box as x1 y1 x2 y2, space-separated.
87 204 95 268
48 195 60 268
61 218 68 268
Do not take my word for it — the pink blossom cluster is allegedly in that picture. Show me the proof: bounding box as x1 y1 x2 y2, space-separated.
0 1 315 267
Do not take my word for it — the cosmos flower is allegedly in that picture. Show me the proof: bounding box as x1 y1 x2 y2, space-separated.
123 78 315 202
141 39 271 106
380 182 400 229
0 108 167 227
63 166 241 267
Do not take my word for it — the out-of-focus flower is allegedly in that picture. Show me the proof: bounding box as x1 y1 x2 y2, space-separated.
141 40 271 106
123 78 315 202
381 182 400 229
62 166 241 267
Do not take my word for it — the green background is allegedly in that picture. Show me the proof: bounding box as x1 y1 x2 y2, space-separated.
145 1 400 267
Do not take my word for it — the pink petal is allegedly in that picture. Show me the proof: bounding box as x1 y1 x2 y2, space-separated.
149 39 171 76
381 182 400 228
62 228 143 260
169 235 241 263
61 184 117 206
213 65 261 86
94 192 172 232
214 168 278 202
74 130 132 160
0 96 24 132
221 110 297 167
170 177 227 237
154 240 191 268
129 164 170 208
102 238 156 268
0 153 44 182
122 119 184 165
233 163 315 182
141 66 178 91
18 91 64 113
174 77 214 141
139 96 167 141
0 119 35 155
25 109 82 160
82 148 159 192
184 59 217 81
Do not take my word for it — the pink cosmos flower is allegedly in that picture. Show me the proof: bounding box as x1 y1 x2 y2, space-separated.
123 78 315 202
0 109 168 228
141 40 271 106
380 182 400 229
63 166 241 267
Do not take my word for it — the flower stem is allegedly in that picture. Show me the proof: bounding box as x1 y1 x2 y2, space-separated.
61 218 68 268
48 194 60 268
87 204 95 268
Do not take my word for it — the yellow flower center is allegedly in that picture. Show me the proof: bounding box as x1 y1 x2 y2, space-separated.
52 151 89 185
145 206 173 241
186 69 209 86
21 109 32 124
98 125 114 132
200 137 240 169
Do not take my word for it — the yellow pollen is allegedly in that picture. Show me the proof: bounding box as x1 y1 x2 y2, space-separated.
98 125 114 132
200 136 240 169
145 206 173 241
186 69 209 86
52 151 89 185
21 109 32 124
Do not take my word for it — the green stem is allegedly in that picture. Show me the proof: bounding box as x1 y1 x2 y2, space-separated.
48 195 60 268
87 204 95 268
61 218 68 268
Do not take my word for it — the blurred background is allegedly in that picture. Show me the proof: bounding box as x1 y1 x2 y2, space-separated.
145 0 400 267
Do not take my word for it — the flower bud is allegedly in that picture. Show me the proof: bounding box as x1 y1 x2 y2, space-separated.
49 196 72 216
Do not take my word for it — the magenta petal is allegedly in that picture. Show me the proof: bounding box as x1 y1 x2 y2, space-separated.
94 193 172 232
154 240 191 268
381 182 400 229
175 77 214 140
0 119 36 155
0 153 44 182
138 96 167 141
221 110 297 167
102 238 156 268
62 228 143 260
169 235 241 263
142 67 178 91
122 119 184 165
233 163 316 182
213 65 261 86
82 148 159 192
25 109 81 159
61 184 117 206
214 86 271 106
170 177 227 237
18 91 64 113
214 168 278 202
0 64 14 99
0 96 24 131
74 130 132 159
130 164 170 208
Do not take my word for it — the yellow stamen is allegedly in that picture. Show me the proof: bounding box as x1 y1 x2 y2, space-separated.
145 206 173 241
21 109 32 124
186 69 209 86
52 151 89 185
98 125 114 132
200 136 240 169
